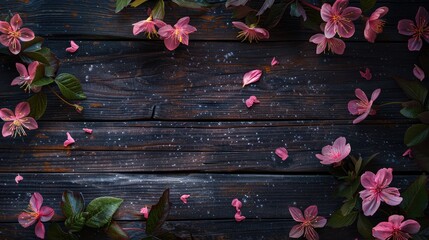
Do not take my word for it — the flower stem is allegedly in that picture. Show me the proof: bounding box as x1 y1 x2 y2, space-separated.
299 0 321 12
377 102 404 107
48 86 83 113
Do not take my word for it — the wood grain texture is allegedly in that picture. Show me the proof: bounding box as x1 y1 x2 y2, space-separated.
0 121 416 173
0 41 418 121
1 0 426 41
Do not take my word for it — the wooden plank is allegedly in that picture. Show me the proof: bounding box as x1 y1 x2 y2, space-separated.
0 121 416 173
0 41 416 121
0 173 419 222
2 0 425 41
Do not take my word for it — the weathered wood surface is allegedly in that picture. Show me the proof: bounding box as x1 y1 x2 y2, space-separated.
0 41 417 121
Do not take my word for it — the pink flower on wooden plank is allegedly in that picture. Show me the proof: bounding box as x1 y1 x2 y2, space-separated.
271 57 279 66
0 14 35 55
320 0 362 38
402 148 413 158
413 64 425 81
0 102 38 138
309 24 345 55
83 128 93 134
133 16 166 39
231 198 242 212
15 173 23 184
359 168 402 216
245 96 260 108
66 40 79 53
234 211 246 222
289 205 327 240
140 206 150 219
372 215 420 240
316 137 351 166
365 7 389 43
18 192 54 239
158 17 196 51
398 6 429 51
275 147 288 161
232 22 269 43
64 132 75 147
348 88 381 124
360 68 372 80
180 194 190 204
242 69 262 87
12 61 41 93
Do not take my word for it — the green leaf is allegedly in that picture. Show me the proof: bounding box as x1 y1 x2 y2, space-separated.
361 153 379 171
359 0 376 12
32 77 54 87
105 221 130 240
46 223 76 240
65 212 88 233
418 111 429 124
152 0 165 20
327 210 358 228
400 101 425 119
357 213 373 239
337 178 360 199
130 0 148 7
340 197 357 216
395 77 428 105
85 197 123 228
354 157 363 175
263 1 289 29
400 174 428 218
172 0 210 9
23 48 60 77
22 37 44 53
146 189 171 235
55 73 86 100
404 124 429 147
115 0 132 13
27 92 47 120
61 190 85 218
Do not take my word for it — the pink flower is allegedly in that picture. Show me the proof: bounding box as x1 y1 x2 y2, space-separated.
231 198 242 212
0 102 38 137
360 68 372 80
132 16 166 39
15 173 23 184
234 211 246 222
316 137 351 166
66 40 79 53
359 168 403 216
0 14 35 55
140 206 150 219
402 148 413 158
275 147 289 161
289 205 327 240
64 132 75 147
245 96 260 108
180 194 190 204
348 88 381 124
372 215 420 240
271 57 279 67
309 24 346 55
83 128 93 134
11 61 41 93
242 69 262 87
158 17 196 51
232 22 269 43
413 64 425 81
398 7 429 51
364 7 389 43
320 0 362 38
18 192 54 239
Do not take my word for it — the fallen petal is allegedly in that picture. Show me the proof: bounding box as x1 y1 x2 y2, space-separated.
245 96 260 108
83 128 93 134
275 147 288 161
231 198 242 212
66 40 79 53
271 57 279 66
242 69 262 87
64 132 75 147
140 206 149 219
413 64 425 81
359 68 372 80
402 148 413 158
15 174 23 184
234 211 246 222
180 194 190 204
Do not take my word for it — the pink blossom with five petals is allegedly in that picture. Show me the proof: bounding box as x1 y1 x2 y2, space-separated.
232 22 270 43
372 215 420 240
316 137 351 166
359 168 403 216
364 7 389 43
348 88 381 124
398 7 429 51
0 102 38 137
158 17 196 51
18 192 54 239
11 61 41 93
320 0 362 38
133 16 166 39
289 205 327 240
0 14 35 55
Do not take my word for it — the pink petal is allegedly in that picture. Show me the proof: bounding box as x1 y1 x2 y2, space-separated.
242 69 262 87
309 33 327 54
234 211 246 222
360 171 377 189
157 24 174 39
232 21 249 31
163 35 180 51
231 198 242 212
9 37 21 55
39 206 54 222
0 21 11 34
174 17 190 28
289 207 305 222
271 57 279 67
10 14 23 31
324 21 337 39
372 221 394 240
408 36 423 51
18 28 35 42
0 108 15 121
83 128 93 134
360 68 372 80
352 107 371 124
311 216 327 228
380 187 402 206
370 7 389 20
361 193 381 216
328 37 345 55
375 168 393 188
355 88 369 103
15 174 23 184
66 40 79 53
400 219 421 234
388 215 404 227
413 64 425 81
64 132 75 147
415 6 429 27
336 19 356 38
304 226 319 240
398 19 416 36
402 148 413 158
140 207 149 219
245 96 260 108
18 212 38 228
153 19 167 28
16 62 29 77
253 27 270 39
275 147 288 161
30 192 43 212
343 7 362 21
2 122 13 137
364 23 377 43
0 34 11 47
304 205 318 220
21 117 38 131
14 102 30 119
28 61 39 80
35 221 45 239
320 3 333 22
180 194 190 204
289 224 304 238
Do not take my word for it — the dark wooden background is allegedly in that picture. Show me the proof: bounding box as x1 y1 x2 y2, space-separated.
0 0 427 239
